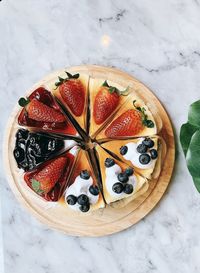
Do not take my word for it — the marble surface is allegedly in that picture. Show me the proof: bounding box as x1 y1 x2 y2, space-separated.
1 0 200 272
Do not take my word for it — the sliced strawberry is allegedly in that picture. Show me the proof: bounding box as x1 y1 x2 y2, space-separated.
93 81 129 125
105 109 144 137
31 157 67 194
55 72 85 116
18 98 65 123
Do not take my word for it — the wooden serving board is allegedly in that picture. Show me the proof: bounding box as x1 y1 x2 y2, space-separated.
3 65 175 237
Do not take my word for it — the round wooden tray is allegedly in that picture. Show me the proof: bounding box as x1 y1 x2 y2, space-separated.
3 65 175 237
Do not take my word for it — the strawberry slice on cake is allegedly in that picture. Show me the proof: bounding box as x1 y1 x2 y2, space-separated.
64 148 105 213
96 99 158 140
89 78 130 138
50 71 89 131
18 87 78 136
24 147 78 201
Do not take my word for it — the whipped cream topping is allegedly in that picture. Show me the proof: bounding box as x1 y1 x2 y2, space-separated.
105 164 137 197
65 175 99 211
122 138 157 169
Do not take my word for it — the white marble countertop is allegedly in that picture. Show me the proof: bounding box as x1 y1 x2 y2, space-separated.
1 0 200 272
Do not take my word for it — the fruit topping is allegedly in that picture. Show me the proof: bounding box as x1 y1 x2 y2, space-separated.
80 203 90 212
56 72 85 116
89 185 99 196
136 143 148 153
66 195 77 205
112 182 124 194
104 158 115 168
13 129 64 171
77 194 89 205
120 145 128 155
133 100 154 128
80 170 90 180
139 154 151 165
124 167 134 176
105 109 144 137
142 138 154 148
17 87 76 135
150 149 158 159
93 81 129 125
31 157 67 194
117 172 129 183
123 184 134 194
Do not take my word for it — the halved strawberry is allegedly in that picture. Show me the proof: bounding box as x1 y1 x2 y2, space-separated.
31 157 67 195
18 97 65 123
93 81 129 125
105 109 144 137
55 72 85 116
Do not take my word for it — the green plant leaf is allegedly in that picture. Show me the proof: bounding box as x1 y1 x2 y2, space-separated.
193 177 200 193
180 122 198 156
188 100 200 127
186 130 200 178
102 80 109 87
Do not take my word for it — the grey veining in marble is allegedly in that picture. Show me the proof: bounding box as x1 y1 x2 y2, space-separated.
1 0 200 272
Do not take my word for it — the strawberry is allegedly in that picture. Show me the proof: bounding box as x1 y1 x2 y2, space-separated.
31 157 67 194
18 98 65 123
105 109 144 137
55 72 85 116
93 81 129 125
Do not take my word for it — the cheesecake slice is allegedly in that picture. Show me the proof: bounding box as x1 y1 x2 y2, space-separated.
95 145 147 205
49 71 89 132
89 78 131 138
101 136 164 179
64 148 105 213
18 87 78 136
24 146 78 202
96 98 158 141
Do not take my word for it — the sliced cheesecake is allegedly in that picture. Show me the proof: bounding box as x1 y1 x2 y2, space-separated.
101 136 163 179
96 98 158 140
18 87 78 136
64 148 105 213
49 71 89 132
24 147 78 202
95 145 147 205
89 78 131 138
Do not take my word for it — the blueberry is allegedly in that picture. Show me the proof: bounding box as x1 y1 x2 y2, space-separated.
66 195 77 205
142 138 154 148
13 147 25 162
29 136 36 145
150 149 158 159
16 129 28 140
112 182 123 194
117 172 129 183
136 143 147 153
124 184 134 194
139 154 151 165
77 194 89 205
125 167 134 176
89 185 99 196
105 158 115 168
80 203 90 212
48 139 56 151
120 145 128 155
80 170 90 180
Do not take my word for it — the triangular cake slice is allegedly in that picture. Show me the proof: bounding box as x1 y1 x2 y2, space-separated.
24 147 78 202
101 136 162 179
18 87 79 136
96 98 158 140
48 71 89 131
89 78 131 138
64 149 105 213
95 145 147 204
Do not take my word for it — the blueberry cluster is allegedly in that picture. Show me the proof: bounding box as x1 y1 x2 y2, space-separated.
66 170 99 212
104 158 134 195
120 138 158 165
13 129 64 171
